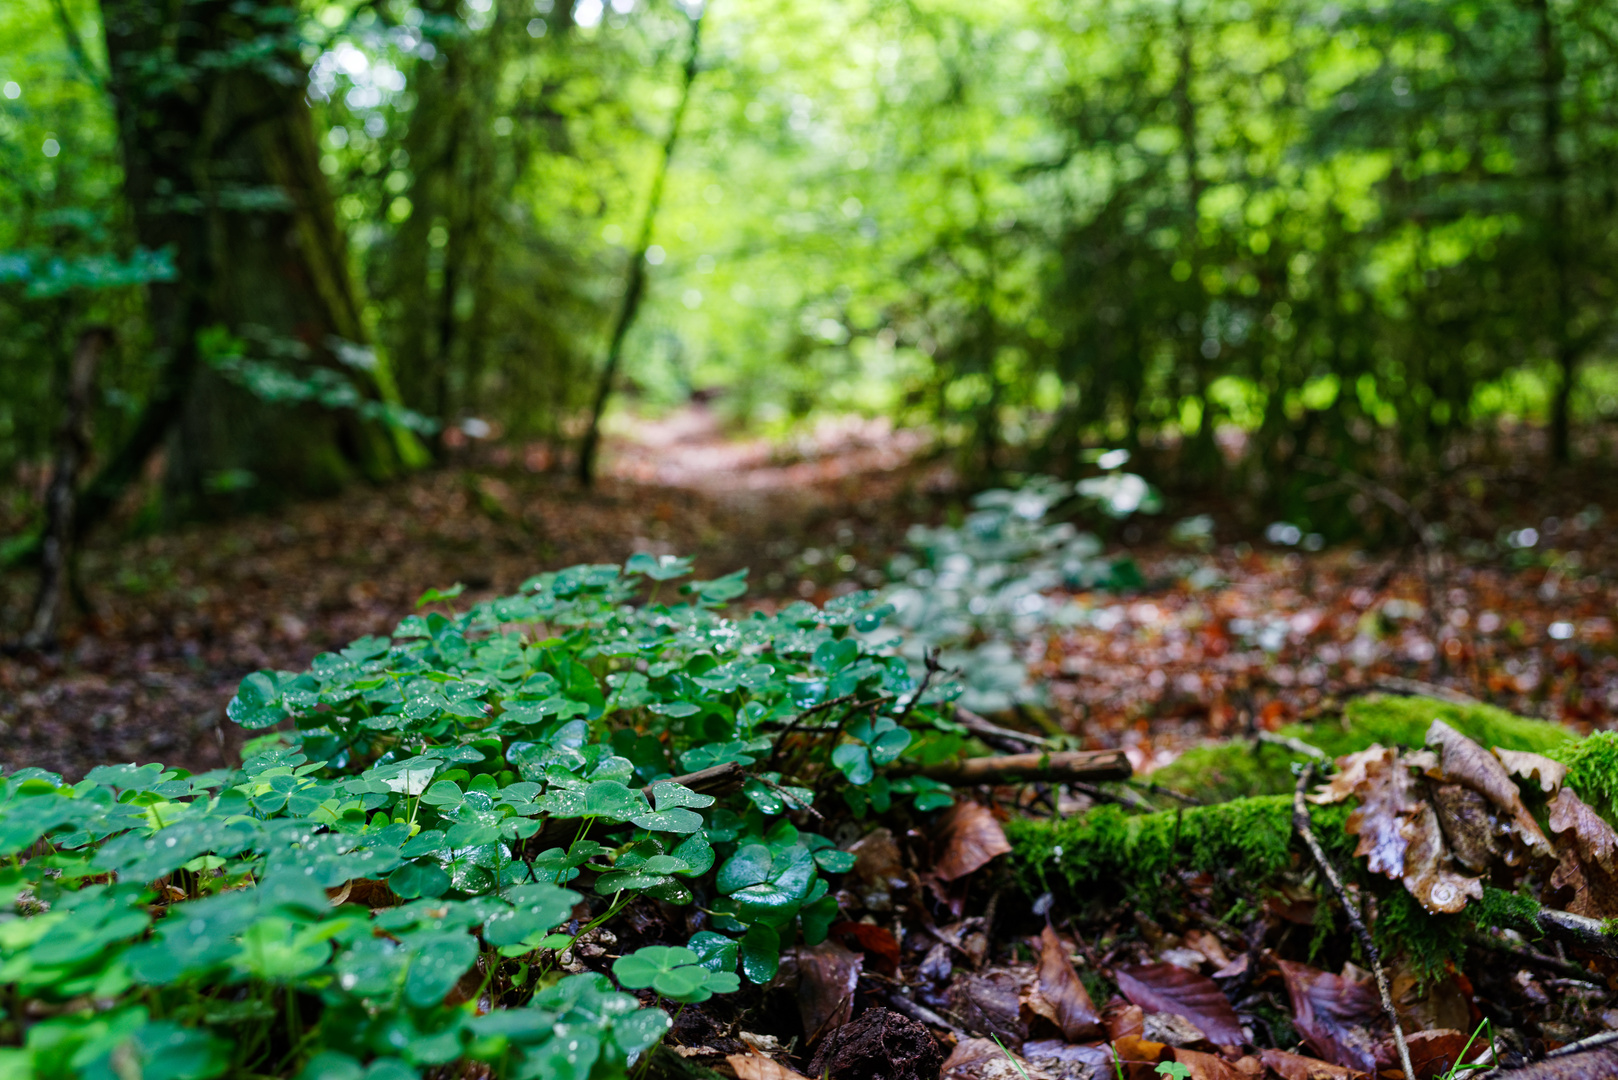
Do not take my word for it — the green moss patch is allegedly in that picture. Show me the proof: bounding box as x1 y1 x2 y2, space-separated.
1150 694 1574 802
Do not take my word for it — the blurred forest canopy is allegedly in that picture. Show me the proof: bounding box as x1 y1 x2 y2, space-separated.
3 0 1618 534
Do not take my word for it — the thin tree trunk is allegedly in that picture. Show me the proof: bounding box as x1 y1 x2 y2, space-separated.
576 8 704 487
1534 0 1575 464
22 328 109 650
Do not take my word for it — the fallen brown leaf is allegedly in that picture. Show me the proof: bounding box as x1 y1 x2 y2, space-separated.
727 1051 811 1080
1276 960 1383 1073
1545 786 1618 919
1342 747 1417 880
1258 1047 1365 1080
1399 801 1484 914
1430 784 1497 874
1104 1001 1145 1042
1426 720 1551 860
792 939 862 1044
1112 962 1244 1046
933 801 1013 881
1023 927 1102 1042
1403 1029 1475 1080
1310 746 1391 806
1182 929 1232 969
1170 1047 1243 1080
941 1038 1055 1080
1494 748 1566 794
831 921 901 976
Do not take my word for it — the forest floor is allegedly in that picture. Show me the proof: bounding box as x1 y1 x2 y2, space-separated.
2 406 1616 783
6 411 1618 1076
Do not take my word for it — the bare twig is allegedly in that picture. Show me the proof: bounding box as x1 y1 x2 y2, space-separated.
750 774 823 821
896 648 948 726
1126 779 1204 806
1369 676 1481 707
1292 764 1414 1080
884 990 965 1036
954 706 1051 750
1256 730 1327 759
1534 907 1618 960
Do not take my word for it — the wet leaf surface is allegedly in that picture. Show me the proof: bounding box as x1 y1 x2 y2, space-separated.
1112 963 1244 1046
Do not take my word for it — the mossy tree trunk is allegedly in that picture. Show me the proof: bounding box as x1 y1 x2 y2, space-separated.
99 0 400 516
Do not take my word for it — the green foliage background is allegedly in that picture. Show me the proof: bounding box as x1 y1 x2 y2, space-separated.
3 0 1618 524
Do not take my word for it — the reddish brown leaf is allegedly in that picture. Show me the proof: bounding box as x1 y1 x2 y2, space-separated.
1276 960 1383 1073
1104 1001 1145 1042
1545 786 1618 919
792 940 862 1044
942 1038 1056 1080
1170 1047 1243 1080
933 801 1013 881
1258 1048 1365 1080
1404 1029 1474 1080
830 921 901 976
1182 929 1232 970
1112 962 1244 1046
848 827 905 885
1024 926 1102 1042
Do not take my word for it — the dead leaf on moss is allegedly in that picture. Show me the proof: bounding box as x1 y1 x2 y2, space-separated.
1545 786 1618 919
1113 963 1244 1046
1495 749 1566 794
1024 927 1102 1042
1277 960 1384 1073
1309 746 1390 806
1431 784 1497 874
934 801 1013 881
1426 720 1550 860
728 1051 811 1080
1342 747 1418 880
1258 1047 1365 1080
1400 801 1484 914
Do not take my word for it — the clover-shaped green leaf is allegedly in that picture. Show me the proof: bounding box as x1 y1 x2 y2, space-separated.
651 781 715 811
611 946 740 1003
583 780 648 821
630 807 705 834
831 743 873 786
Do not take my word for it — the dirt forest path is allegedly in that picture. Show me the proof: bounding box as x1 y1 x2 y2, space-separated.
3 410 1617 782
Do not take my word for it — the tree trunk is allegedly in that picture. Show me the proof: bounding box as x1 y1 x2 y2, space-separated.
577 7 704 487
99 0 403 516
21 329 109 651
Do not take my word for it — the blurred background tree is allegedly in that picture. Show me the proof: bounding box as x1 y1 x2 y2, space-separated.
2 0 1616 540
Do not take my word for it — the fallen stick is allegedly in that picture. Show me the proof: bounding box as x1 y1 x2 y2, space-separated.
1534 907 1618 960
1255 730 1326 759
1293 764 1415 1080
954 706 1051 750
899 749 1132 786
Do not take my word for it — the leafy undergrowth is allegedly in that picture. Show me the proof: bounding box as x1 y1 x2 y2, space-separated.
7 555 1618 1080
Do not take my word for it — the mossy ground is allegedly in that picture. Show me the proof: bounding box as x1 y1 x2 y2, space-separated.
1150 693 1576 802
1008 697 1612 980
